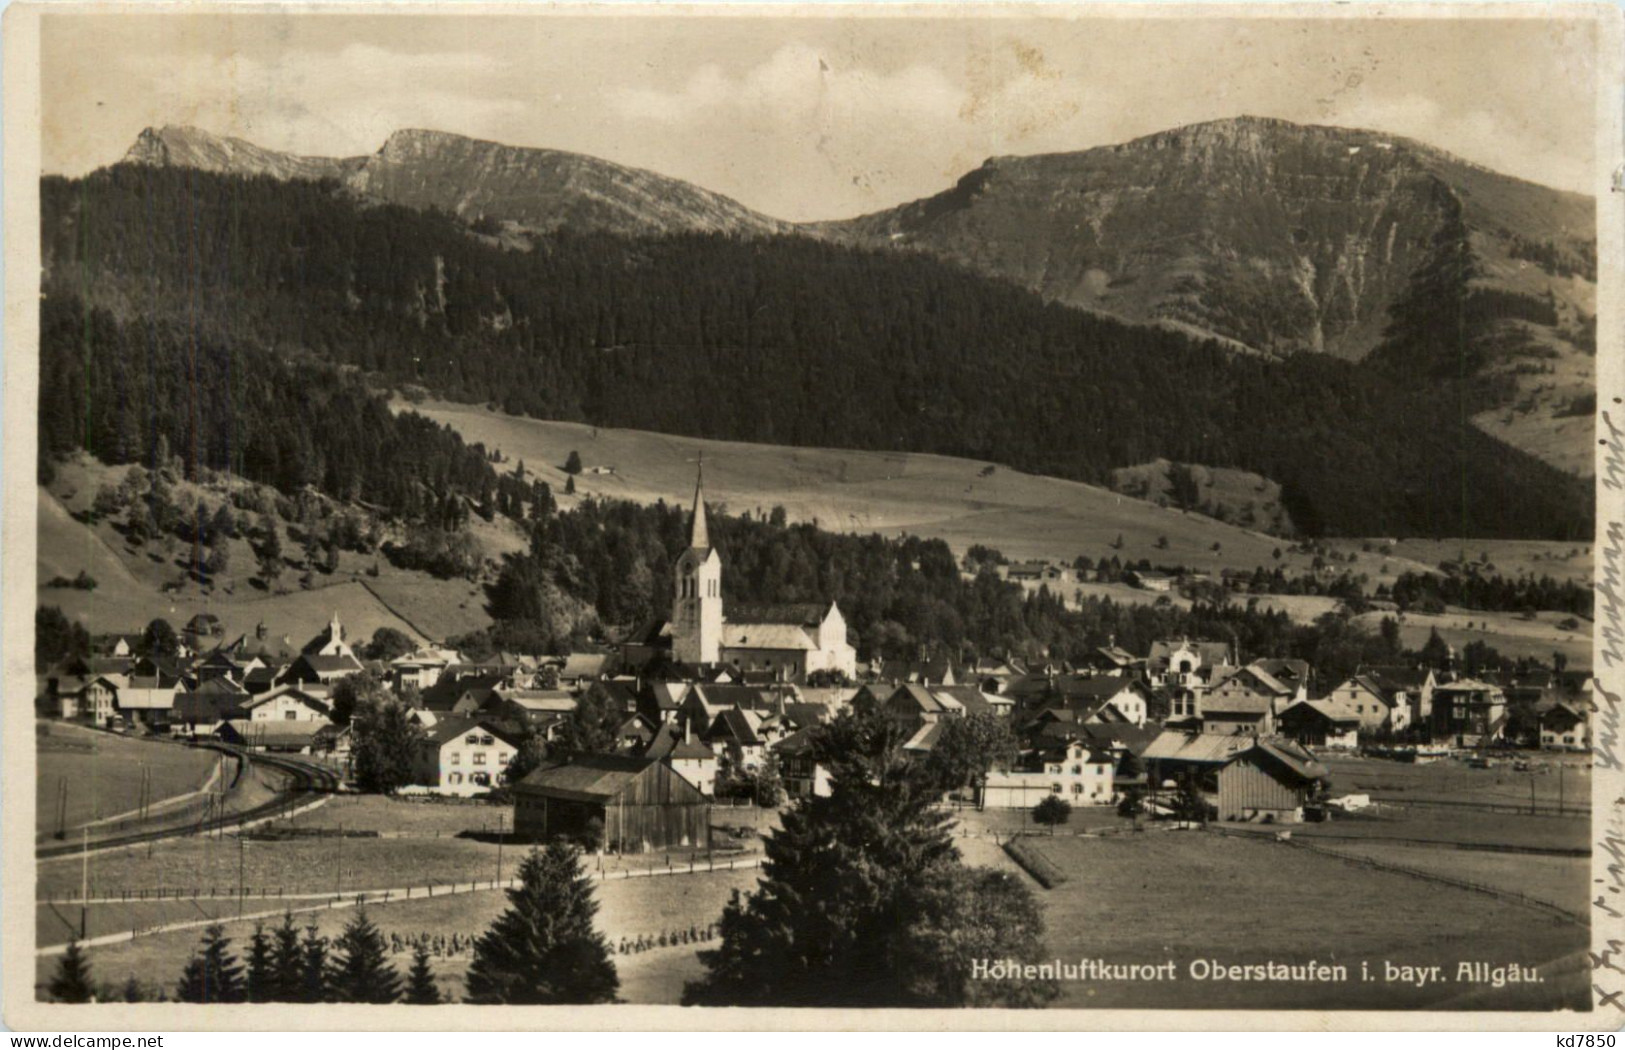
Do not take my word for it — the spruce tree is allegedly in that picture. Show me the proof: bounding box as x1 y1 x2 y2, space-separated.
49 940 94 1003
270 912 303 1001
175 924 244 1003
683 707 1053 1007
326 908 400 1004
403 944 441 1005
464 841 619 1004
244 922 273 1002
299 923 329 1003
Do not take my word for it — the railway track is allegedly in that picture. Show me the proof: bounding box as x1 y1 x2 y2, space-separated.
36 744 340 860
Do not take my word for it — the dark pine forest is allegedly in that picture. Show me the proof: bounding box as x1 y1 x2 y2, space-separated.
39 165 1592 540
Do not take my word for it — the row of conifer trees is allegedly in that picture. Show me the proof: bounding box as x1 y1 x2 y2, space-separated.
47 840 619 1005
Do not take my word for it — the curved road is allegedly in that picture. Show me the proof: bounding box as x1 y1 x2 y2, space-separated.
36 744 338 860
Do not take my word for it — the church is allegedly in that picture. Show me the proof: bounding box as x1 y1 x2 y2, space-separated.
643 468 857 683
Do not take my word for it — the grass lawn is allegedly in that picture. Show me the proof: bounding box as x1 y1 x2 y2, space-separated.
1231 809 1590 853
38 865 762 1003
286 795 511 836
36 724 222 832
1323 755 1592 810
1020 831 1588 1010
1304 840 1590 915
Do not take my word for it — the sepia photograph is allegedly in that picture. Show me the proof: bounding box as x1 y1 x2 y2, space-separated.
3 1 1622 1029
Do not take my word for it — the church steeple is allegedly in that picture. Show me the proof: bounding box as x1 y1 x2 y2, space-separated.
689 458 710 551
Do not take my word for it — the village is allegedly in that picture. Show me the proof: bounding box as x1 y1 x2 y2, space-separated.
32 470 1597 1009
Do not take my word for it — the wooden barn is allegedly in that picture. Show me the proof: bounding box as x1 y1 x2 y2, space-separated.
1216 740 1328 824
513 754 711 853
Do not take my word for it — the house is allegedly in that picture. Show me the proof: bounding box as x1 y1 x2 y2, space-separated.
1128 570 1174 593
1431 679 1508 747
46 674 121 724
1324 675 1409 734
1081 644 1140 676
559 652 614 687
704 707 771 778
196 648 264 686
1030 676 1150 728
1363 665 1437 723
774 726 831 799
117 673 180 724
414 718 522 796
1194 670 1278 736
1145 639 1234 689
419 673 506 718
173 675 252 729
495 690 576 730
1540 702 1590 751
1006 561 1061 583
646 722 719 796
1216 741 1329 823
513 754 711 853
389 646 462 692
243 686 332 723
980 742 1116 809
1278 698 1361 750
667 467 856 681
278 652 364 695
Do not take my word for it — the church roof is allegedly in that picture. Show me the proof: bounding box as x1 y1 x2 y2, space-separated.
728 603 827 627
722 624 817 651
688 465 710 552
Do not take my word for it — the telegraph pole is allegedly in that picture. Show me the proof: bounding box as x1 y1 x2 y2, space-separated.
80 826 89 938
496 813 505 886
238 835 245 918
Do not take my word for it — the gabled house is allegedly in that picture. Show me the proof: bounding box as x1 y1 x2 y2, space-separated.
173 675 252 729
1030 676 1150 728
1278 698 1361 750
390 646 462 692
1324 675 1409 733
45 674 121 724
980 741 1115 809
413 717 521 796
704 707 770 777
278 652 364 696
1146 639 1234 689
243 685 332 723
1431 679 1508 746
1540 702 1590 751
117 673 181 724
419 673 506 717
774 726 831 799
646 722 719 796
1363 665 1436 723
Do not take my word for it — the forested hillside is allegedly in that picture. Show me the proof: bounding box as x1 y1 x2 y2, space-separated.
40 165 1591 539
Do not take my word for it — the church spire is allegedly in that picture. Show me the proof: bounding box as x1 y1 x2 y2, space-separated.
689 457 709 550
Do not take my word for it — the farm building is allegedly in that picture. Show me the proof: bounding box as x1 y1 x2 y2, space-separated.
513 754 711 853
1278 699 1360 750
1215 740 1329 823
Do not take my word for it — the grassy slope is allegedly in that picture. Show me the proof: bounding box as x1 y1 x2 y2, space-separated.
36 457 497 643
403 399 1379 576
1026 832 1587 1010
35 723 221 831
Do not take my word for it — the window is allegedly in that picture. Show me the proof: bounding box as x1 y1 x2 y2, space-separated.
1072 765 1082 775
1051 784 1063 794
285 711 297 720
474 753 486 765
481 735 494 746
449 772 462 784
450 753 461 765
465 735 479 745
1072 784 1084 794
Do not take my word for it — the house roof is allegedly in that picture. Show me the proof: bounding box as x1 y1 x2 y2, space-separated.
1142 730 1257 765
391 646 462 668
690 684 777 713
1231 740 1329 783
707 708 765 747
516 753 661 802
298 653 365 675
1200 685 1274 715
423 717 522 747
420 673 506 711
1363 665 1432 690
773 725 820 756
242 687 332 717
1147 639 1233 669
621 618 672 648
502 693 577 713
903 720 946 752
561 652 612 678
1280 698 1361 727
218 719 330 746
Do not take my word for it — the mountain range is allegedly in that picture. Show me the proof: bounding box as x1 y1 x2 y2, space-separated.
119 118 1598 478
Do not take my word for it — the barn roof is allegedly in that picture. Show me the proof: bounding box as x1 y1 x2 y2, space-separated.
1142 730 1255 765
517 753 664 802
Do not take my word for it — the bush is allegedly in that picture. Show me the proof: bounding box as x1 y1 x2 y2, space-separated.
1002 837 1068 889
1032 794 1072 830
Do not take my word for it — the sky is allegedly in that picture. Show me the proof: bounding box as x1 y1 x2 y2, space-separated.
40 9 1604 222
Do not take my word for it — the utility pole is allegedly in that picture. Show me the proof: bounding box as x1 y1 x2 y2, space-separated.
496 813 505 886
336 824 343 898
238 835 245 918
80 826 89 938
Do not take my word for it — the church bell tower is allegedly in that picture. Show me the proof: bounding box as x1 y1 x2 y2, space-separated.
671 463 723 666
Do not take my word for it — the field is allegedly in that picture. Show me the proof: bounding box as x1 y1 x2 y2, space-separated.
1322 754 1592 810
397 398 1351 577
35 723 222 833
1017 831 1589 1010
1301 841 1588 915
36 864 763 1003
